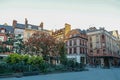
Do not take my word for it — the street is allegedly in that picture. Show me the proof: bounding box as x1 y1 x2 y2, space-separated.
1 68 120 80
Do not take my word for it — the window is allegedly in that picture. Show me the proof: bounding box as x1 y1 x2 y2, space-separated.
84 41 86 46
38 27 41 30
81 48 83 53
69 40 72 46
69 48 72 54
82 40 84 46
90 43 92 48
103 49 106 53
1 30 5 33
80 47 83 53
102 34 105 40
90 37 92 41
83 48 84 54
97 49 99 54
28 25 32 29
74 39 76 45
81 40 83 45
0 36 4 41
79 39 81 45
80 47 82 53
74 47 77 53
84 40 87 46
90 50 93 53
102 43 105 47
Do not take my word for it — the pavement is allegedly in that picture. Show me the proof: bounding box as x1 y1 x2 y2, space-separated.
1 67 120 80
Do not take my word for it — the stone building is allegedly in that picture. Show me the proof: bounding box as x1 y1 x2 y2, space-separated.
12 18 47 53
23 19 44 41
0 24 14 59
52 23 71 41
65 29 87 64
86 27 120 67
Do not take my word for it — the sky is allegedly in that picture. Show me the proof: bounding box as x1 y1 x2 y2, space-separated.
0 0 120 33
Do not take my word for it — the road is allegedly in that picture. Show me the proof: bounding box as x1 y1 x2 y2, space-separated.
1 68 120 80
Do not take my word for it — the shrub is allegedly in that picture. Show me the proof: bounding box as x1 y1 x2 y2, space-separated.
4 54 45 73
0 62 13 74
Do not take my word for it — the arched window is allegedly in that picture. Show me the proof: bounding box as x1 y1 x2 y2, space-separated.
28 25 32 29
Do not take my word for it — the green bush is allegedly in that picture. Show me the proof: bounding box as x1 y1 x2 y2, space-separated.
55 64 65 71
0 63 13 74
64 60 85 71
39 62 50 73
4 54 45 73
2 53 85 74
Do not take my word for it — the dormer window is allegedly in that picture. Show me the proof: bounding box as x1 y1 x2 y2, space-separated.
73 34 77 37
1 29 5 33
9 31 11 34
38 27 41 30
28 25 32 29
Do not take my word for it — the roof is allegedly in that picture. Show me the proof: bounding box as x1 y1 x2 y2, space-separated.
28 24 38 30
16 23 40 30
0 25 14 33
86 27 105 33
16 23 25 29
76 29 86 34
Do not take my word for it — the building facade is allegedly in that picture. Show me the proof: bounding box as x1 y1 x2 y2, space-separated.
12 19 48 53
87 27 120 67
65 29 87 64
0 24 14 59
23 21 43 41
52 23 71 41
110 30 120 54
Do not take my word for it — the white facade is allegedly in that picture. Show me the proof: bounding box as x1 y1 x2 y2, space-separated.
14 28 24 36
67 54 86 63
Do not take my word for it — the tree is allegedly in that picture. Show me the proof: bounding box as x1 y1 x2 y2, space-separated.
24 32 57 61
56 41 67 65
13 34 25 54
1 34 14 53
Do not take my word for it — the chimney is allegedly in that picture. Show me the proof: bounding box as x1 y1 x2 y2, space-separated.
12 20 17 29
64 23 71 35
65 23 71 29
40 22 43 30
25 18 28 28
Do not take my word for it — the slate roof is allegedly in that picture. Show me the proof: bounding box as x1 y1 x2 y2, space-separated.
76 29 86 34
16 23 39 30
28 24 39 30
0 25 14 33
16 23 25 29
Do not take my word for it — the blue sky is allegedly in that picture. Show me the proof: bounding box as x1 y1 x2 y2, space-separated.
0 0 120 32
